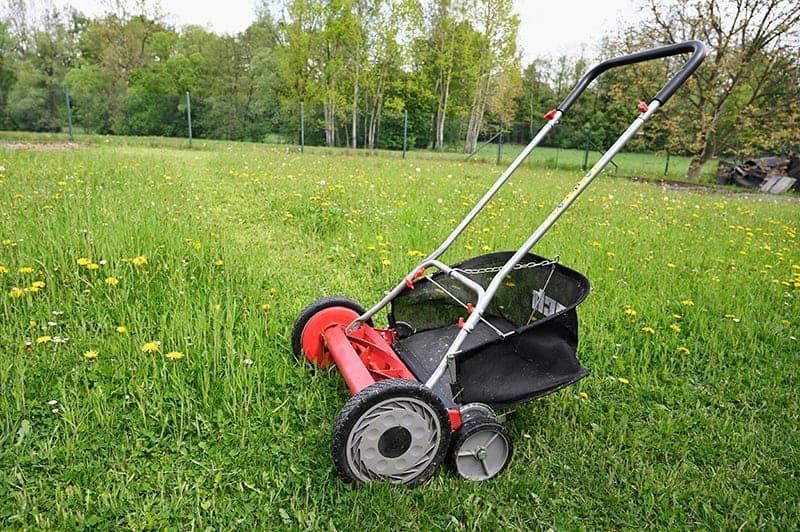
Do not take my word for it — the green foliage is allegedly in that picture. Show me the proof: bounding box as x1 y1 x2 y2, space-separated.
1 0 799 168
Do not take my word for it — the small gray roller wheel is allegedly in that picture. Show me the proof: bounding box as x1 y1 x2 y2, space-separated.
331 379 451 487
448 417 512 481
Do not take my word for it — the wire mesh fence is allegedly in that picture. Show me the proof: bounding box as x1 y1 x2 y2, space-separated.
2 86 739 181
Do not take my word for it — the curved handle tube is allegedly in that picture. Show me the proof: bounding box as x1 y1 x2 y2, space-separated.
558 40 707 113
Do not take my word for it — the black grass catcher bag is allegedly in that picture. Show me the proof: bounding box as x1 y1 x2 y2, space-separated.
389 251 591 409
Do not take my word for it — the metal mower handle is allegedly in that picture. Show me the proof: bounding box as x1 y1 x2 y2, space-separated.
557 40 707 114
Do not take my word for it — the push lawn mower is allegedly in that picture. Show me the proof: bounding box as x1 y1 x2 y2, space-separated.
292 41 707 487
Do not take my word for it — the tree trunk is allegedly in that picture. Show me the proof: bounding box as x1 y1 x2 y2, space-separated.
325 101 336 146
684 123 715 181
464 74 490 154
435 70 451 152
352 60 359 148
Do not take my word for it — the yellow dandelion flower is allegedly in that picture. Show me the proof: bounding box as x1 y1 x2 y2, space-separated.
0 265 7 274
2 239 10 245
83 350 99 360
105 277 119 286
86 263 100 271
31 281 45 289
30 320 37 328
214 259 224 266
269 287 278 296
141 341 160 353
381 258 392 266
681 299 695 306
261 304 271 312
724 313 736 319
115 325 127 334
578 391 589 400
669 323 681 333
667 263 676 268
672 314 682 320
617 377 630 384
641 326 656 334
132 256 148 266
677 346 691 355
8 288 25 298
77 257 91 266
624 308 637 316
36 336 52 344
19 266 34 274
165 351 184 360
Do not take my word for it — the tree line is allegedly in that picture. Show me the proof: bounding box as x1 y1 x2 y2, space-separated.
1 0 798 179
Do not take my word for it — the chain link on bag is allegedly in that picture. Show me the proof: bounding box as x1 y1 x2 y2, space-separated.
458 256 559 276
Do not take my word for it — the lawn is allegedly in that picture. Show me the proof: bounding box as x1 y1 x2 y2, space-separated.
0 135 797 529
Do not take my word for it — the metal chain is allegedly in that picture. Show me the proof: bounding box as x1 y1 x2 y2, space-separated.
458 256 559 276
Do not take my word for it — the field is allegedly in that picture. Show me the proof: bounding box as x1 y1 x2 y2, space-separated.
0 135 798 529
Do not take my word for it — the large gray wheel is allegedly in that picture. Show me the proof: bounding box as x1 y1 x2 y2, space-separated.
447 417 512 481
331 379 451 487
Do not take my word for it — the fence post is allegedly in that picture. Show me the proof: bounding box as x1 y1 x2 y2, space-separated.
300 102 305 153
583 126 591 171
64 84 74 141
496 121 504 165
403 109 408 159
186 92 193 149
664 151 671 176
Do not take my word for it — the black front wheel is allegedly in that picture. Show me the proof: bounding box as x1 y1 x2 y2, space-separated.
331 379 451 487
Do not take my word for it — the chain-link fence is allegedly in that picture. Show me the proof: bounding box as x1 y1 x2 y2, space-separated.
4 86 740 181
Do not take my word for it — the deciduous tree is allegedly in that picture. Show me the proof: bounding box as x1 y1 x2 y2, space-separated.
623 0 800 179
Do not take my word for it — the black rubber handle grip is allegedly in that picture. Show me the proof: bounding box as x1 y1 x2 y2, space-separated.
557 40 707 114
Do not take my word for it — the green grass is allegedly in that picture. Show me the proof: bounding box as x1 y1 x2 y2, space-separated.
0 135 798 529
